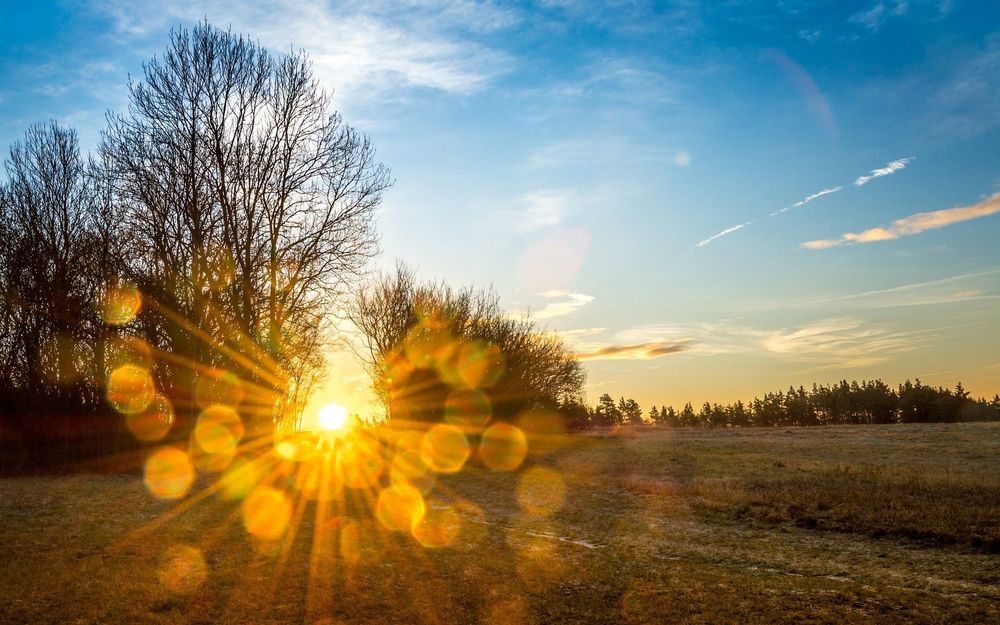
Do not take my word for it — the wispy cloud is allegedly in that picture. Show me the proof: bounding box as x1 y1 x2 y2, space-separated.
501 185 631 235
576 340 694 361
854 157 913 186
929 33 1000 139
693 220 756 248
510 190 572 233
90 0 514 109
533 291 595 319
556 327 607 343
850 1 909 34
694 157 914 248
803 192 1000 249
757 317 918 367
771 186 843 216
613 317 926 368
815 267 1000 306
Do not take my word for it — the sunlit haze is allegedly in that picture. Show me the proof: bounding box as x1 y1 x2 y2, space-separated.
317 403 349 432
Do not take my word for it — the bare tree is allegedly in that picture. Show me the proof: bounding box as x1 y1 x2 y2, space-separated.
0 123 102 390
0 122 124 467
100 23 390 430
348 262 585 424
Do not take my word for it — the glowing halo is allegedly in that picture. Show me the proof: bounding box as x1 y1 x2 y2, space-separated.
318 403 349 432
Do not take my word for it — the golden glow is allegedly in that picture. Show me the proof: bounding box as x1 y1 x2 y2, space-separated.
339 439 385 489
194 404 244 454
157 545 207 594
518 408 566 454
144 447 195 500
100 284 142 326
275 439 298 459
516 466 567 517
190 440 237 473
242 486 292 540
318 402 349 432
444 388 492 430
390 449 435 493
95 283 573 605
339 518 362 564
479 423 528 471
420 424 470 473
375 482 426 533
106 364 155 415
219 457 260 500
194 368 244 409
125 393 174 441
100 336 153 378
454 340 505 389
412 503 462 548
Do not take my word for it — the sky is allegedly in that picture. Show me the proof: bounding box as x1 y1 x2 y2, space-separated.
2 1 999 419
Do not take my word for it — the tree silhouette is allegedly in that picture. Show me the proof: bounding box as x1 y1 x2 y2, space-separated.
0 23 390 471
582 378 999 431
348 263 585 425
99 23 389 433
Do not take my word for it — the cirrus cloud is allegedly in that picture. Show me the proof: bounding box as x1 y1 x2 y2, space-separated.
854 157 913 186
575 340 695 361
533 290 595 319
802 192 1000 249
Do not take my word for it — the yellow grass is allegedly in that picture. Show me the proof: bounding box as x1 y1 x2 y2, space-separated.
2 422 998 624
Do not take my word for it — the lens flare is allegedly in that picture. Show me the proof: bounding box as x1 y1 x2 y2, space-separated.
194 368 244 409
479 423 528 471
412 503 462 548
318 403 348 431
100 284 142 326
126 393 174 441
219 457 260 500
100 336 153 375
243 486 292 541
403 322 453 370
144 447 195 500
420 424 470 473
444 388 492 430
390 449 435 493
376 483 426 533
194 404 244 454
106 364 154 415
275 439 299 460
340 440 385 489
292 461 337 501
157 544 207 594
516 466 566 517
340 518 362 564
517 408 566 454
191 439 237 473
455 340 505 389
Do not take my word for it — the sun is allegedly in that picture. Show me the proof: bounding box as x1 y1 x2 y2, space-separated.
318 403 349 432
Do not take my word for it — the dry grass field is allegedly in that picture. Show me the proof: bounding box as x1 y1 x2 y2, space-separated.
2 422 999 624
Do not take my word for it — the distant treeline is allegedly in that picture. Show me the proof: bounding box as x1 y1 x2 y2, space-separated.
561 379 1000 430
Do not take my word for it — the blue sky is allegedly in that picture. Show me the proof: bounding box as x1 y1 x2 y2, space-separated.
2 1 999 415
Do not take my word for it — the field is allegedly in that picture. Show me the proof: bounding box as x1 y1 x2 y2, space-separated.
2 422 999 624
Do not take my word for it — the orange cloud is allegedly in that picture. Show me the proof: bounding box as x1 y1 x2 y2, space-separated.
803 193 1000 249
575 341 694 361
